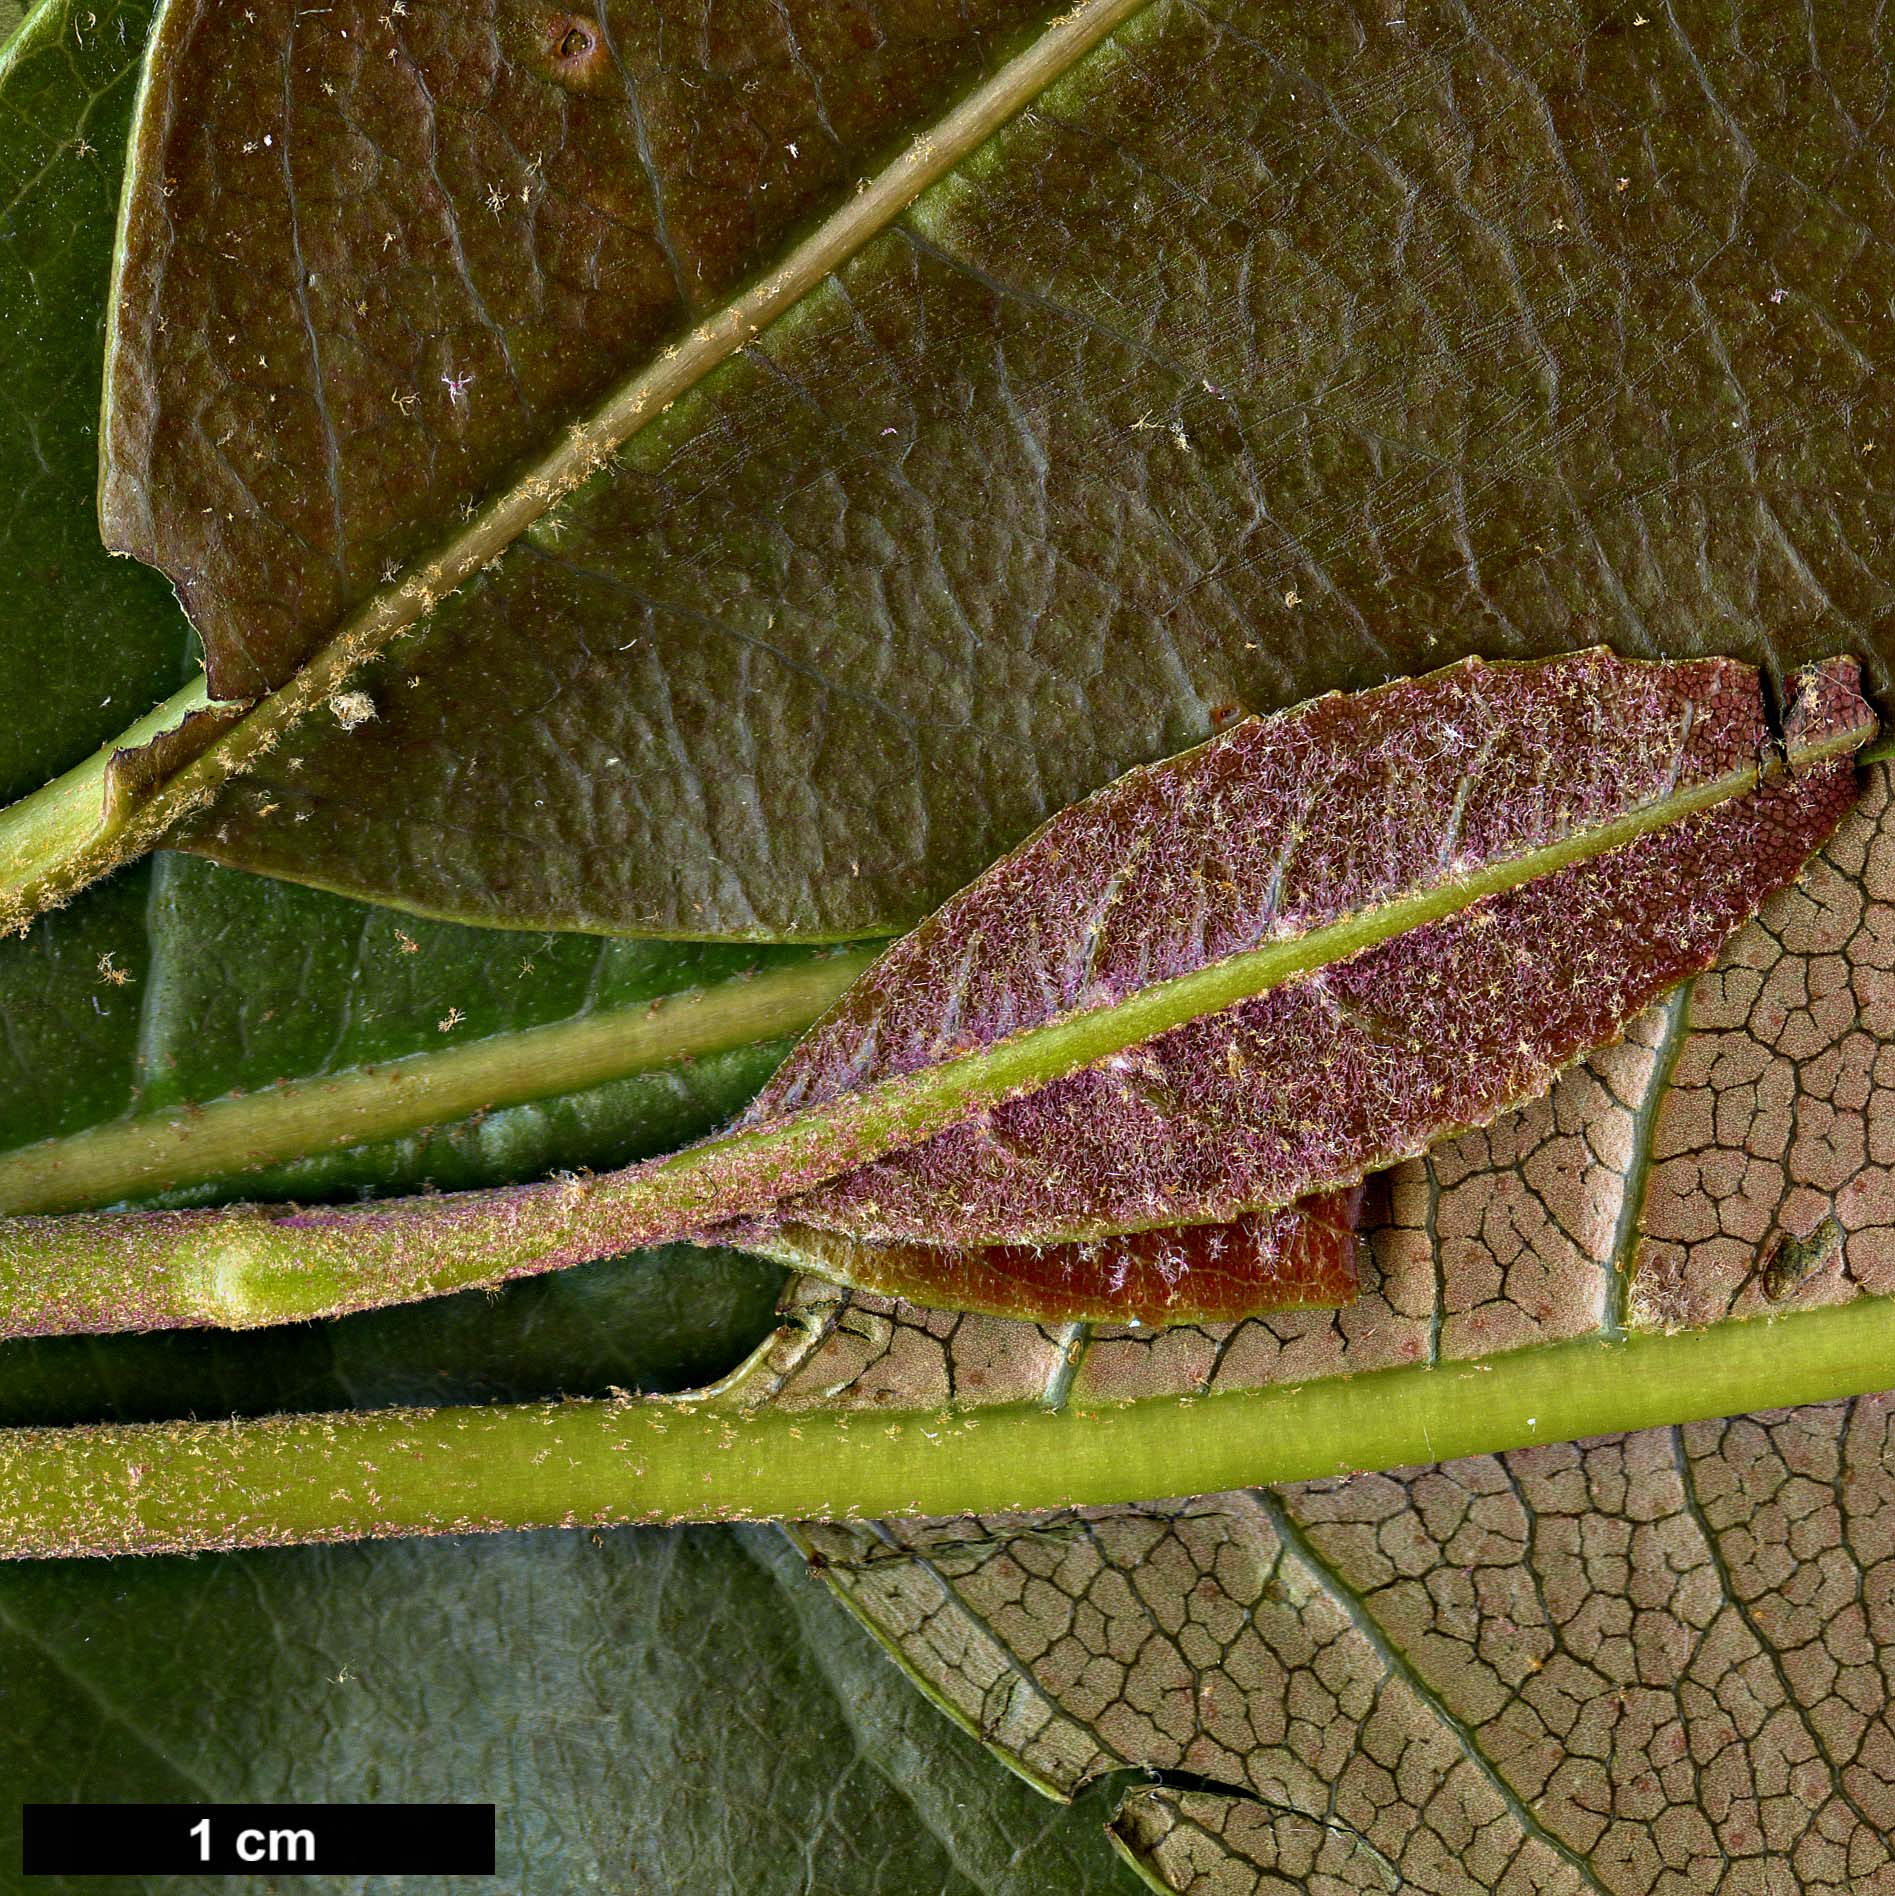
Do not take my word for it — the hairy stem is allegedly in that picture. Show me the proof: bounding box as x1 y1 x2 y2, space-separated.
0 947 873 1213
0 679 210 933
0 751 1795 1338
6 1294 1894 1558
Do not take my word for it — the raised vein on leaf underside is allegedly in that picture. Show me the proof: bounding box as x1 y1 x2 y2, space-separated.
0 649 1874 1337
0 0 1153 934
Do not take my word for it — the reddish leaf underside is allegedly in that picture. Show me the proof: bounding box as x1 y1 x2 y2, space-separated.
739 649 1779 1125
780 763 1862 1250
727 1188 1367 1327
694 651 1875 1323
0 651 1871 1336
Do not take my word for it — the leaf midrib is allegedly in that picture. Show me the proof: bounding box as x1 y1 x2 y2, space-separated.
0 946 875 1213
621 748 1775 1235
0 0 1160 931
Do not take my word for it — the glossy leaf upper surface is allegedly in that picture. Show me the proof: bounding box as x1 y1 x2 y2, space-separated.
0 0 188 809
85 0 1895 935
101 0 1052 697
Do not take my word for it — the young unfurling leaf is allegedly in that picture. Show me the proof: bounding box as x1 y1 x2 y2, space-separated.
0 648 1872 1335
700 648 1874 1319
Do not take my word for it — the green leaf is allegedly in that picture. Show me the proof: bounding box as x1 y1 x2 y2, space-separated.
0 0 190 809
0 851 863 1209
0 1523 1133 1892
0 873 1111 1882
0 877 1129 1894
13 0 1895 937
0 854 835 1419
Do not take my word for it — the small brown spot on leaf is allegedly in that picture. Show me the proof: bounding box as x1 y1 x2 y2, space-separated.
540 12 609 87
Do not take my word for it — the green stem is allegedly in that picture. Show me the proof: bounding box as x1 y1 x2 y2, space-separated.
0 749 1811 1338
6 1294 1893 1558
0 679 210 932
0 947 873 1214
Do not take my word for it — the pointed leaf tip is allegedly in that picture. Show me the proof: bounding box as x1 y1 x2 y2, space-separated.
0 649 1872 1336
1783 654 1877 767
724 649 1873 1306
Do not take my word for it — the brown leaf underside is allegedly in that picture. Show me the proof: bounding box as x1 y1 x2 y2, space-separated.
739 760 1895 1892
730 1190 1364 1329
799 1405 1895 1895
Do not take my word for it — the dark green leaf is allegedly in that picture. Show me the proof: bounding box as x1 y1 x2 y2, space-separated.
0 0 189 809
80 0 1895 936
0 853 835 1205
0 851 853 1416
0 1523 1131 1893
